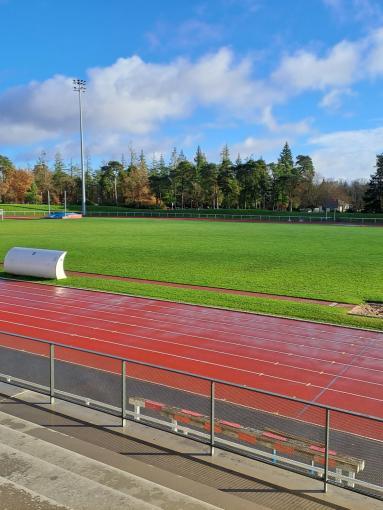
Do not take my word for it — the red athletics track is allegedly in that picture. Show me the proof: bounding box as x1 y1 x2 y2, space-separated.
0 279 382 439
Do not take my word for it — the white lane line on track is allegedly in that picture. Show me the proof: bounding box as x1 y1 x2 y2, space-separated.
0 318 324 390
2 343 381 441
1 318 383 403
1 288 376 345
0 284 383 345
1 307 383 386
2 293 383 369
1 336 381 407
1 290 374 352
297 341 377 417
3 279 381 345
2 280 380 341
0 389 30 402
1 300 374 365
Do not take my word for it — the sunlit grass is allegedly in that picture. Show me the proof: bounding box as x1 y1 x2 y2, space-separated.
1 218 381 305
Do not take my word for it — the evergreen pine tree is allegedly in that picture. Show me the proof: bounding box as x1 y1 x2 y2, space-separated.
277 142 297 211
278 142 294 172
364 154 383 212
220 144 231 165
170 147 178 170
194 146 207 170
218 145 239 207
25 181 41 204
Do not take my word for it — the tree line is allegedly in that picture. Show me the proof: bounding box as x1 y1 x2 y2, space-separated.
0 143 382 212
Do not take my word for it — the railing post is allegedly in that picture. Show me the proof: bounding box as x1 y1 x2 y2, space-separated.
121 360 126 427
324 409 330 492
49 344 55 404
210 381 215 456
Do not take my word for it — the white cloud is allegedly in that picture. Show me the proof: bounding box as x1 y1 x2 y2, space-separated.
309 127 383 179
3 25 383 168
271 26 383 106
260 106 312 134
146 18 222 50
272 40 362 93
17 132 175 167
0 75 75 142
353 0 383 21
319 87 354 110
323 0 383 23
223 0 262 13
0 48 277 149
366 27 383 76
233 108 312 160
232 135 287 159
0 123 54 145
322 0 352 19
323 0 343 9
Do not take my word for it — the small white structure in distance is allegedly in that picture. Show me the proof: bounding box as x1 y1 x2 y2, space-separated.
4 247 67 279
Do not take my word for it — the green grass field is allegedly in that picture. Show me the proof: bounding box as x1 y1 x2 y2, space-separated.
1 217 382 305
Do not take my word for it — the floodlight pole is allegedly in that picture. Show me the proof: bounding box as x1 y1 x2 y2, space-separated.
73 79 86 216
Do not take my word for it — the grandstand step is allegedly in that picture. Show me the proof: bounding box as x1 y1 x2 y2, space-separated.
0 416 221 510
0 476 70 510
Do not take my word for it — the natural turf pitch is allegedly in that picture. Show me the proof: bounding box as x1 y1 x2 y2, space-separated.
1 217 382 304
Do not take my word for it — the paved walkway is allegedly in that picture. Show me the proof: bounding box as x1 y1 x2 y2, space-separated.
0 394 223 510
1 383 381 510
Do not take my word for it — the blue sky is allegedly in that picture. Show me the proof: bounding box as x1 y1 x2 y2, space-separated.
1 0 383 179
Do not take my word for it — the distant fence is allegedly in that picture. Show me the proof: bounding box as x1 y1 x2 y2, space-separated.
3 209 383 225
87 211 383 225
2 210 47 217
0 330 382 499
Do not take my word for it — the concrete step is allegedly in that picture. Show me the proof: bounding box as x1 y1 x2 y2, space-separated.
0 418 221 510
0 476 70 510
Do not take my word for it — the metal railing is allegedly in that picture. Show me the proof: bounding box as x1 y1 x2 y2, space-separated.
2 209 383 224
0 329 382 499
86 211 383 224
2 210 47 217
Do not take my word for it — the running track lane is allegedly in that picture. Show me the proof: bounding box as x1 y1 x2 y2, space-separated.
0 279 382 439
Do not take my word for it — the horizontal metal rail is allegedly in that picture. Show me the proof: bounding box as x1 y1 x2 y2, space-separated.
1 368 381 495
86 211 383 223
2 209 383 224
0 330 382 500
0 329 382 423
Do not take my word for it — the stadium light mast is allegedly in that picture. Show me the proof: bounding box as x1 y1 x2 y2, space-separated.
73 79 86 216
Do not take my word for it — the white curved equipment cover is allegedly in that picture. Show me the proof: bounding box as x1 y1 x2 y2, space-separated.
4 247 67 279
